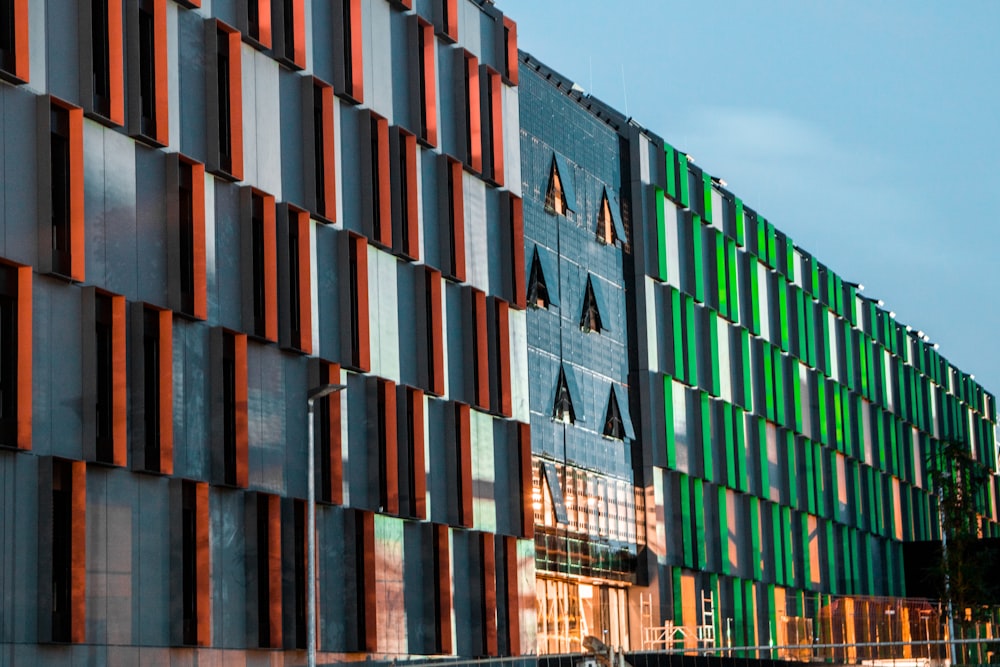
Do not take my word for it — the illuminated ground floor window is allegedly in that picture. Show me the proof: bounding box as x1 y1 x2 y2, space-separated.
535 576 630 654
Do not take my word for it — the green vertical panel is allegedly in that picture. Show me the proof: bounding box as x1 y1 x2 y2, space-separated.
664 375 677 468
773 347 786 427
665 144 677 200
749 262 761 335
718 486 730 575
766 222 778 269
842 527 853 594
850 529 861 594
701 391 714 482
735 407 748 493
820 309 832 375
756 218 767 264
847 285 857 325
792 363 804 433
724 402 737 488
810 261 820 298
782 506 795 585
833 383 844 452
763 344 776 422
777 275 789 353
866 337 877 400
716 233 727 317
804 301 817 368
772 503 784 586
756 418 770 500
795 289 808 364
786 432 798 509
741 329 753 412
749 496 762 579
693 478 707 569
678 158 691 209
877 409 887 472
680 474 694 568
672 567 684 623
685 296 699 386
816 378 828 446
672 290 685 383
859 335 869 398
833 274 844 317
656 187 668 281
692 215 705 303
744 579 757 647
735 197 745 246
843 323 855 391
826 521 838 594
727 239 740 322
785 236 795 282
709 312 721 396
868 466 880 536
804 440 816 514
703 172 713 223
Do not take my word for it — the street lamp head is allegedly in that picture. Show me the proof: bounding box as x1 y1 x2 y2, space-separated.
307 383 347 403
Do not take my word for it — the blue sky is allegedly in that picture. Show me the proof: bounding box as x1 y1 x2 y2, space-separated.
501 1 1000 397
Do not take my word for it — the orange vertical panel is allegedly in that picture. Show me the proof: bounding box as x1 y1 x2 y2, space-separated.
157 309 174 474
374 115 392 248
517 423 532 538
502 17 518 86
379 379 399 515
111 294 128 466
443 0 458 41
263 194 278 342
69 459 87 643
234 332 249 488
448 158 465 282
292 0 305 68
321 361 343 504
359 509 378 652
408 388 426 519
401 130 419 259
509 195 525 309
472 289 489 411
319 83 337 222
503 535 520 655
486 68 504 187
418 19 437 147
494 298 511 417
108 0 125 125
225 26 244 181
7 0 29 83
350 234 370 371
60 101 86 282
426 267 444 396
349 0 364 103
194 481 211 645
456 403 472 528
189 161 208 320
464 53 482 173
152 0 169 144
266 494 283 646
293 209 313 354
257 0 273 48
433 523 453 653
480 532 498 655
15 266 31 450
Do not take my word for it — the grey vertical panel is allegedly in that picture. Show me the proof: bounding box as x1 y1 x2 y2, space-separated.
27 0 46 91
424 397 446 524
502 86 521 198
212 488 247 648
104 470 135 646
133 474 170 647
134 146 169 308
457 0 479 58
371 250 401 383
396 264 418 388
367 0 393 121
435 42 456 159
450 529 474 657
212 181 242 332
282 355 308 500
212 0 237 29
241 47 259 187
463 173 488 292
166 3 180 151
178 13 207 163
46 282 84 460
338 107 362 235
403 521 432 654
252 347 287 494
477 4 497 70
45 0 80 104
313 224 341 361
84 121 107 286
255 51 283 197
103 129 138 298
279 72 306 211
173 320 211 481
345 372 373 510
87 467 109 645
310 0 336 85
3 87 40 266
419 150 440 270
390 12 412 131
444 282 466 406
317 505 347 650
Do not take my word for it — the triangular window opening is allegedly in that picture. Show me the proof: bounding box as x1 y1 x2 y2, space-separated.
603 388 625 440
545 162 567 215
597 193 615 245
580 277 603 333
527 250 551 309
552 368 575 424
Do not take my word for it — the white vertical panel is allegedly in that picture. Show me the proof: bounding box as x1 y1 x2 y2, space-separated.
757 261 771 344
639 135 650 183
645 277 658 371
717 317 732 404
503 85 522 198
884 348 895 412
471 409 496 532
367 246 400 383
463 172 488 292
829 310 841 382
166 3 180 151
309 219 320 355
204 173 218 322
664 199 682 290
792 250 804 289
366 0 393 121
458 0 480 58
240 44 257 186
253 51 282 197
509 308 529 423
710 189 724 232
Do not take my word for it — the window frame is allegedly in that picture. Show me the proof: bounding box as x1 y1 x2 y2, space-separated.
168 154 207 320
242 187 278 342
390 125 419 261
304 77 336 223
81 0 124 125
41 97 86 282
339 231 370 372
127 0 169 145
0 0 29 84
480 65 504 187
131 303 173 474
0 259 31 451
272 0 306 69
361 111 392 249
212 328 249 488
83 288 127 466
39 457 87 644
278 203 313 354
333 0 363 104
171 479 210 646
411 16 437 147
208 20 244 181
439 155 465 282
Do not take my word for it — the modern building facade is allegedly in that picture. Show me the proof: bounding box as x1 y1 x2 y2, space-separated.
1 0 999 663
0 0 533 662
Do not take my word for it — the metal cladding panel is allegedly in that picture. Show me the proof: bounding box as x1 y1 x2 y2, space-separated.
1 87 40 266
278 71 305 210
346 372 375 511
313 225 341 361
211 182 243 332
36 281 84 458
134 147 169 307
419 150 441 269
248 346 288 493
338 106 363 236
211 488 248 647
246 50 282 198
367 0 394 120
309 0 336 85
395 264 419 388
133 474 171 645
389 10 413 129
177 11 207 163
100 129 139 298
587 273 611 333
43 0 80 102
87 469 136 645
368 245 401 385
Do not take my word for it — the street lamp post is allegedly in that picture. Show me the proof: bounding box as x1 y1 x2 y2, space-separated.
306 383 347 667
